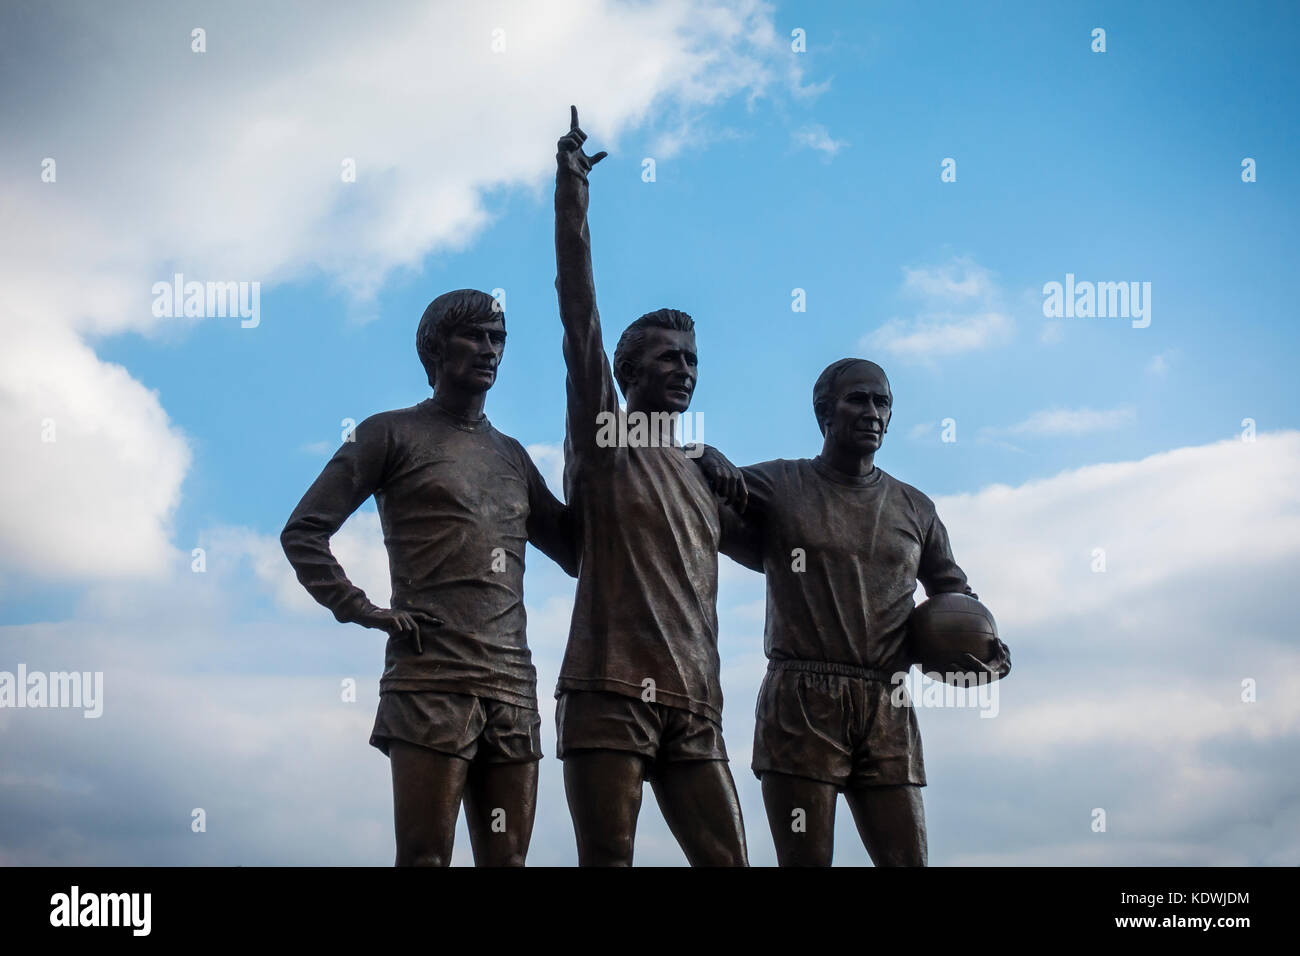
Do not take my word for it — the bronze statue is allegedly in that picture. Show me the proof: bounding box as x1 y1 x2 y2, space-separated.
278 112 1005 869
698 358 1010 866
280 290 576 866
552 107 749 866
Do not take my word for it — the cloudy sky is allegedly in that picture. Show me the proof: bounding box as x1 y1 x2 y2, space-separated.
2 0 1297 865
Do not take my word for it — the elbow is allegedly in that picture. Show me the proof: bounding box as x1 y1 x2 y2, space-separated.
279 522 298 561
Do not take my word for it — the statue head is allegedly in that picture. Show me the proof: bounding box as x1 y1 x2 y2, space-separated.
613 308 697 413
813 358 892 457
416 289 505 393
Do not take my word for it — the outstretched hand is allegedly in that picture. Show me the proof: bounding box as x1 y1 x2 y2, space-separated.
557 105 607 180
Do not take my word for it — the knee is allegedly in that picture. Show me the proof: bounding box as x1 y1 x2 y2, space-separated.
713 846 750 867
876 840 927 867
775 840 831 867
684 829 749 867
396 841 453 867
576 829 636 867
479 846 528 867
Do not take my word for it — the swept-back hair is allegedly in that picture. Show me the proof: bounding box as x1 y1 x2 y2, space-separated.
812 358 888 435
612 308 695 395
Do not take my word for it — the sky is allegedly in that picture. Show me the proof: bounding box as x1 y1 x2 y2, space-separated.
1 0 1298 865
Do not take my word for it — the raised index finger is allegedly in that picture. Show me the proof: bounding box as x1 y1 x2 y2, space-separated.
570 105 579 130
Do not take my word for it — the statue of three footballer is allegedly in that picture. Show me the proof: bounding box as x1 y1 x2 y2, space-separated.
281 108 1012 867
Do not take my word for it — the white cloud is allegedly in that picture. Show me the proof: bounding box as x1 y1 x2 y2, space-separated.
525 442 566 498
209 514 393 617
0 325 191 579
792 123 846 158
866 311 1010 359
902 431 1300 864
937 431 1300 632
901 260 997 302
1146 350 1176 377
988 405 1137 438
5 432 1300 864
863 258 1012 360
0 0 797 584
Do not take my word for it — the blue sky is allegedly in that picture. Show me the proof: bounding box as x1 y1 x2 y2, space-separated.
2 0 1298 865
97 0 1300 522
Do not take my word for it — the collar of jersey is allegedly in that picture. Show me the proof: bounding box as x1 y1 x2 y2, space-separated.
422 398 491 433
810 455 883 488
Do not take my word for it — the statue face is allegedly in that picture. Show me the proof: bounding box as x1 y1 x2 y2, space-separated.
627 326 697 413
824 363 891 457
437 315 505 394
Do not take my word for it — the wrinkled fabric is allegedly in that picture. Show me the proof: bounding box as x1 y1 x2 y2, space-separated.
553 167 731 723
282 400 574 708
736 458 975 674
